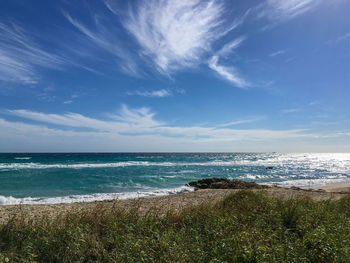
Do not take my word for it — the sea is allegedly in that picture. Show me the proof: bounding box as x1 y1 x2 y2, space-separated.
0 153 349 205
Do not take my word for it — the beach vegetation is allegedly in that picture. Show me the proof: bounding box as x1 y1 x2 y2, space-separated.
0 191 350 262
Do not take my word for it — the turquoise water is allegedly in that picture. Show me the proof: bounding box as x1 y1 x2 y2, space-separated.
0 153 349 205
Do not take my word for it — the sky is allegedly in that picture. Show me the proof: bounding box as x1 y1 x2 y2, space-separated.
0 0 349 152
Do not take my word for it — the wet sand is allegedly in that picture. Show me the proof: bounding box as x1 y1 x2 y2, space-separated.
1 185 349 225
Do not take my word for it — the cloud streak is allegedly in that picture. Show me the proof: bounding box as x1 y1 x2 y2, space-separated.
208 36 249 88
258 0 321 20
62 11 140 77
217 116 266 128
2 106 348 152
0 22 66 83
269 50 287 57
208 56 248 88
5 106 310 142
282 108 302 114
126 89 172 98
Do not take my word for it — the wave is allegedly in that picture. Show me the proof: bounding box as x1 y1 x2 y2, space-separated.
1 158 350 172
14 157 32 160
0 185 194 205
0 161 173 170
0 160 278 170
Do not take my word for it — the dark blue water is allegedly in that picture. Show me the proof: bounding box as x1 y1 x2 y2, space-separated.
0 153 349 204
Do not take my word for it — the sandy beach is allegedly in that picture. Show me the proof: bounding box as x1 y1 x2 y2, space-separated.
1 184 349 225
314 183 350 193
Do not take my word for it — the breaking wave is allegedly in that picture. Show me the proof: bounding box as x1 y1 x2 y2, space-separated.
0 185 194 205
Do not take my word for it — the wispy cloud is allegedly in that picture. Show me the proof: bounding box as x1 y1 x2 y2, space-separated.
126 89 172 98
3 106 348 151
61 0 250 85
208 36 249 88
36 86 57 102
327 32 350 45
269 50 287 57
217 116 266 128
0 22 66 83
258 0 321 21
122 0 244 77
0 116 334 152
5 106 310 142
62 11 140 77
282 108 302 114
7 105 162 134
335 32 350 43
208 56 248 88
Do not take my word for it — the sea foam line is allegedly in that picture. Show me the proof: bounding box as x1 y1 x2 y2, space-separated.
0 161 270 170
0 185 194 205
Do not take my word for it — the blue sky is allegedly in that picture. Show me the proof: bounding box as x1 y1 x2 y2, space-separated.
0 0 349 152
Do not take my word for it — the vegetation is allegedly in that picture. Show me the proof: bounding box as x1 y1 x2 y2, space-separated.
1 191 350 262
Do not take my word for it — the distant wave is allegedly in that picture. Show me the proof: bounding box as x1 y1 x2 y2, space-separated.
14 157 32 160
0 185 194 205
0 161 175 170
0 161 267 170
1 156 349 172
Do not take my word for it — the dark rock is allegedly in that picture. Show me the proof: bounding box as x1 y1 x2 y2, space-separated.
266 166 274 170
187 178 269 190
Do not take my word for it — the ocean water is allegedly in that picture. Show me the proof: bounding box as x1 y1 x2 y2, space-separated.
0 153 349 205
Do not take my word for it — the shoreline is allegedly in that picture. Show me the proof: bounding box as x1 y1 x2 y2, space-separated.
1 183 350 224
3 179 350 206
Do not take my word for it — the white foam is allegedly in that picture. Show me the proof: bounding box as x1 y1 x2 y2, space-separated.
0 161 230 170
0 185 194 205
0 161 181 170
0 159 327 170
1 153 350 171
14 157 32 160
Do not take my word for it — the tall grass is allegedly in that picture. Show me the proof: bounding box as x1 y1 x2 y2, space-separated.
1 191 350 262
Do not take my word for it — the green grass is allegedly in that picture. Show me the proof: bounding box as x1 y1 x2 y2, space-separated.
1 191 350 262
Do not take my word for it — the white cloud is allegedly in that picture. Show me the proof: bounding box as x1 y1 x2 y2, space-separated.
269 50 287 57
336 32 350 42
0 23 66 83
327 32 350 45
7 105 162 134
2 106 348 152
217 116 266 128
216 37 246 57
208 36 249 88
110 104 162 128
209 56 248 88
6 106 310 141
127 89 172 98
62 0 250 85
122 0 242 74
259 0 321 20
282 108 301 114
62 11 140 77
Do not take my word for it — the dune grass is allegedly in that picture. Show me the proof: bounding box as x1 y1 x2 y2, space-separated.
1 190 350 262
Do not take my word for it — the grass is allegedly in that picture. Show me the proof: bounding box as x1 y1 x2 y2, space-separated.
1 190 350 262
